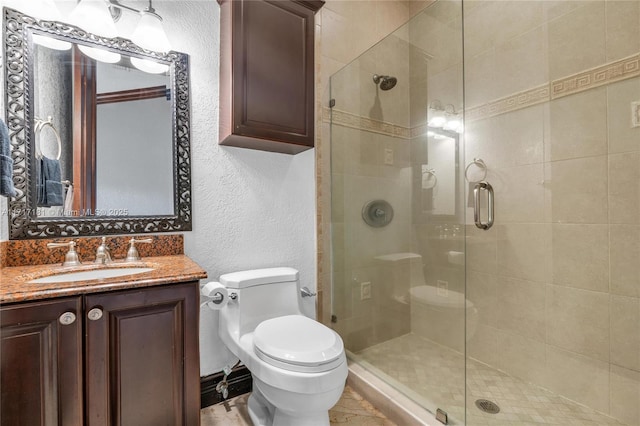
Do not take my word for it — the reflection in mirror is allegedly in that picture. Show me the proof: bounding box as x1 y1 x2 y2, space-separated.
424 130 456 216
414 127 460 221
33 42 174 218
4 8 192 239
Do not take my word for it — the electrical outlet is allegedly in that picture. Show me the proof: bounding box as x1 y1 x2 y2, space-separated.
437 280 448 297
384 148 394 165
360 282 372 300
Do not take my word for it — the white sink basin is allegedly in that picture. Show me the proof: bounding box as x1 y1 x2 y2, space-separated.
29 267 155 283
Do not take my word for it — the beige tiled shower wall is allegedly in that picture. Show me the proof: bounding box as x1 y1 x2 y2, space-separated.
315 0 434 324
464 1 640 424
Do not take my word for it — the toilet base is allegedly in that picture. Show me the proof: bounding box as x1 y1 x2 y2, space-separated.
247 388 331 426
247 377 339 426
248 390 274 426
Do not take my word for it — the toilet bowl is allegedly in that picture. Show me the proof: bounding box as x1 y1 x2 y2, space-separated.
213 267 347 426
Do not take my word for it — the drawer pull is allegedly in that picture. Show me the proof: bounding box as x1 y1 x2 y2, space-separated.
59 311 76 325
87 308 103 321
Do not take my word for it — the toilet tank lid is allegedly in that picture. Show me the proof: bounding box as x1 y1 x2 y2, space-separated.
219 267 299 289
374 252 422 262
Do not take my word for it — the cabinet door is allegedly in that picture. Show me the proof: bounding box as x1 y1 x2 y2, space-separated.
85 282 199 426
220 0 320 154
0 297 83 426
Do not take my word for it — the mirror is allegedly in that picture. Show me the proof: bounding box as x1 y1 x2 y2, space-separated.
4 7 192 239
413 127 460 222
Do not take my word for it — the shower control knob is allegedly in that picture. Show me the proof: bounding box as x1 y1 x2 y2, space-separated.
87 307 103 321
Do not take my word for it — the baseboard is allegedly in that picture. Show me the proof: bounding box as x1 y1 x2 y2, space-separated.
200 365 253 409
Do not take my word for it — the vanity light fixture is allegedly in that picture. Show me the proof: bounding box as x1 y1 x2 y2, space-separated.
428 100 463 134
109 0 171 73
428 100 447 128
443 106 463 133
26 0 72 50
67 0 171 71
69 0 122 63
130 57 169 74
129 1 171 53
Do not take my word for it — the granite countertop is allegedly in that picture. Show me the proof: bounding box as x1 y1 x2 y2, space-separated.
0 255 207 304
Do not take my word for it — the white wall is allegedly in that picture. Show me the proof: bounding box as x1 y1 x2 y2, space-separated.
1 0 318 376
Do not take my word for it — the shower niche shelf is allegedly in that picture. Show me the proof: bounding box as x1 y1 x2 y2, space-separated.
218 0 324 155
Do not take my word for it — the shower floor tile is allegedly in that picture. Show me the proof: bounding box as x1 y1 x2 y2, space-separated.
355 333 627 426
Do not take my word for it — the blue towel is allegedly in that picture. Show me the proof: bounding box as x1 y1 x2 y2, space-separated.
0 118 16 197
37 156 63 206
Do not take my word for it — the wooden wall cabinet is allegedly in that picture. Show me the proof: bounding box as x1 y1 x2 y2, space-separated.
0 282 199 426
219 0 324 155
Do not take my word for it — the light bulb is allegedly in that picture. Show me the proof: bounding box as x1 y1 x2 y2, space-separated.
24 0 72 50
69 0 118 38
18 0 61 20
78 45 121 63
131 57 169 74
443 117 461 132
428 109 446 128
33 34 72 51
131 10 171 52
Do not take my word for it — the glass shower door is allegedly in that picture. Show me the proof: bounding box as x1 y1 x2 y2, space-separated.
329 0 466 422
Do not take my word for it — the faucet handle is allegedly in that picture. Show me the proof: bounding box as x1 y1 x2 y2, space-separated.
125 237 153 262
94 237 112 264
47 241 82 267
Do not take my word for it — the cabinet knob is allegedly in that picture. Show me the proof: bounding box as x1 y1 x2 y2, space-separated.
59 311 77 325
87 307 103 321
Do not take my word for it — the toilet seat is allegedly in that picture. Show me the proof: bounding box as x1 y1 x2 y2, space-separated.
253 315 344 373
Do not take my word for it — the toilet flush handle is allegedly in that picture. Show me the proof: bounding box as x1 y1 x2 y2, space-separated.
300 287 317 298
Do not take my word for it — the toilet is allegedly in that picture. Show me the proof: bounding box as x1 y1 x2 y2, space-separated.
214 267 347 426
375 252 478 351
375 252 425 304
409 285 478 352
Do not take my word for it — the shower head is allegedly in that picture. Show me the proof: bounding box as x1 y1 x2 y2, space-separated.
373 74 397 91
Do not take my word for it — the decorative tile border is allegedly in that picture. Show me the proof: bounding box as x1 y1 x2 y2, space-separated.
467 53 640 122
327 54 640 130
465 85 550 122
323 107 412 139
551 54 640 99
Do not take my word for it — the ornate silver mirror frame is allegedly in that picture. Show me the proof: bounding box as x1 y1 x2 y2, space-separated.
3 7 192 239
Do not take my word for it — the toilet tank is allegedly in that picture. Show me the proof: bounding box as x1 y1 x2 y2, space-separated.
220 267 303 336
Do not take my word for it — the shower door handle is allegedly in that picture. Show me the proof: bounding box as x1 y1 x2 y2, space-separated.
473 181 494 230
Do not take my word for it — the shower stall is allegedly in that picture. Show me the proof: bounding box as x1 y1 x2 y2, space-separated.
329 0 639 424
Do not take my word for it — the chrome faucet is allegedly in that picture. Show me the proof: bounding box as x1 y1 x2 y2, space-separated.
125 237 153 262
94 237 112 264
47 241 82 267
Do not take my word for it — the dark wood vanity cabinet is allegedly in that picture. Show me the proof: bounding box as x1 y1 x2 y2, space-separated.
219 0 324 154
85 282 200 426
0 297 83 426
0 282 200 426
